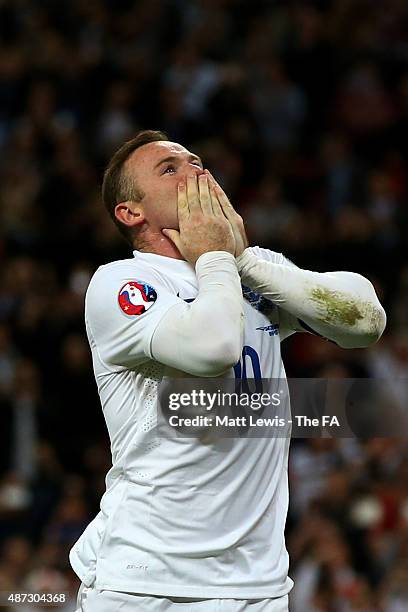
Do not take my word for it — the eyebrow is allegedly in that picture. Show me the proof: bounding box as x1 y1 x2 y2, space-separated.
154 154 203 170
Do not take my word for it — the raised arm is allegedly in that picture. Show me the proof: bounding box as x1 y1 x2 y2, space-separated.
236 249 386 348
150 251 243 376
207 172 386 349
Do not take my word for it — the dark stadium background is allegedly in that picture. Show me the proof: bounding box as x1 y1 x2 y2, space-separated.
0 1 407 610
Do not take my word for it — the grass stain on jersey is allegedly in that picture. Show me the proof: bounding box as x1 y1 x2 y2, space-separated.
310 287 364 326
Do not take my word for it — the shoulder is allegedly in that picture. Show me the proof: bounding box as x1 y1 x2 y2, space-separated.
87 257 169 296
91 257 148 280
85 257 180 320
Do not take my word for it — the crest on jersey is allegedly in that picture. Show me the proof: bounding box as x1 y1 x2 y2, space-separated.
118 281 157 316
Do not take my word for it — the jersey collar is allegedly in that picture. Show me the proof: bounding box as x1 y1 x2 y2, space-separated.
133 250 194 273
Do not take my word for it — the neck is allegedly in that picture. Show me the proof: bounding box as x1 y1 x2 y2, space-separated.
133 230 184 260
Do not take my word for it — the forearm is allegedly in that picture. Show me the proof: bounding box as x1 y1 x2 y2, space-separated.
236 249 386 348
151 252 244 375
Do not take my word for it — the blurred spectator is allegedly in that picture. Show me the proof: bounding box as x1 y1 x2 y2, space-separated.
245 175 299 246
250 58 306 151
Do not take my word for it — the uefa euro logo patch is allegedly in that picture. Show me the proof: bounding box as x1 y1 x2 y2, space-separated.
118 281 157 316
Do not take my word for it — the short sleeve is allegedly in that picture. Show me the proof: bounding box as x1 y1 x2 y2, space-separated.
85 263 181 370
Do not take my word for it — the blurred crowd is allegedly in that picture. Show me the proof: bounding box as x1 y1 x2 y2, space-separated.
0 0 407 610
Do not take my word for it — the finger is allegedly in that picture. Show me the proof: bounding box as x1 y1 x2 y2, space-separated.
206 172 236 221
209 183 224 217
162 229 182 252
198 174 213 214
177 181 189 224
186 174 201 212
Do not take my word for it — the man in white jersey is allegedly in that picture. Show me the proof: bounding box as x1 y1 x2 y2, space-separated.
70 130 386 611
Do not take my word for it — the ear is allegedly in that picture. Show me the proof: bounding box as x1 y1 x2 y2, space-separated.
114 202 145 228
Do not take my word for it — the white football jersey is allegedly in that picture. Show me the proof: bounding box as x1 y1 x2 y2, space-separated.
69 246 294 598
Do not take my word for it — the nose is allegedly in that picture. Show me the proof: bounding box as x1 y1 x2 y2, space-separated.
187 168 204 178
184 162 205 178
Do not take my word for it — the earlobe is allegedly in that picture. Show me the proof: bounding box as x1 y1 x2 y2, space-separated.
114 202 145 227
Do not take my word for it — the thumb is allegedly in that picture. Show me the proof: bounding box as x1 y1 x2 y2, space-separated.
162 229 182 250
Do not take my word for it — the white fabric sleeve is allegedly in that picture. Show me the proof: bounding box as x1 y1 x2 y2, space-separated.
150 252 244 376
236 248 386 348
85 252 244 376
242 246 300 340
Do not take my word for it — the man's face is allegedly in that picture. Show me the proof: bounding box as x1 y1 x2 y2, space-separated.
125 140 204 231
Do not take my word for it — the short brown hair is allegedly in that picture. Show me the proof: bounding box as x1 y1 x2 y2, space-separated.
102 129 169 243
